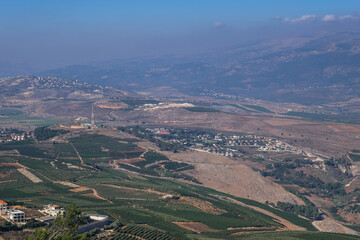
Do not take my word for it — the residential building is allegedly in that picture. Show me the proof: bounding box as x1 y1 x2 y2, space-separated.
0 200 7 215
42 204 65 216
8 209 25 222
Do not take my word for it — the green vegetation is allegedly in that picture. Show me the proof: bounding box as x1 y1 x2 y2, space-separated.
34 126 68 141
183 106 220 112
261 161 345 198
243 104 273 113
228 104 256 112
0 109 23 116
349 153 360 162
233 231 360 240
229 196 317 231
25 204 87 240
70 134 138 162
111 224 181 240
276 201 321 220
2 131 351 239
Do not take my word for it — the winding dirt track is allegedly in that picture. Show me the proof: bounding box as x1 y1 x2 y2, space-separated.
219 196 306 231
71 143 84 164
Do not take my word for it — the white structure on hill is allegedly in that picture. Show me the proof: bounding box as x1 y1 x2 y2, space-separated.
42 204 65 216
8 209 25 222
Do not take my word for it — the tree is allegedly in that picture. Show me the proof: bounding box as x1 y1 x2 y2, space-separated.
25 204 86 240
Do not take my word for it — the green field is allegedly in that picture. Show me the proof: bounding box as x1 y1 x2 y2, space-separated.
226 231 360 240
349 153 360 162
243 104 273 113
228 104 256 112
184 107 220 112
1 132 358 239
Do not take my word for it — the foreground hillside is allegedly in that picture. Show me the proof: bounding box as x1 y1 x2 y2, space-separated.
1 125 360 239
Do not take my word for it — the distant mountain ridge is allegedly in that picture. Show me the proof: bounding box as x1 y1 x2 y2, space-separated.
40 32 360 105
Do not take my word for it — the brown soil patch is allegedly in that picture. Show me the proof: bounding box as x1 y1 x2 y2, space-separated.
170 150 304 205
114 158 145 164
174 196 226 215
214 195 306 231
97 104 127 109
12 205 27 210
306 194 335 209
102 184 166 195
345 177 360 193
69 186 113 204
0 150 20 155
312 217 359 235
0 163 26 168
340 210 360 225
173 222 217 233
69 187 91 192
81 188 113 204
56 181 80 188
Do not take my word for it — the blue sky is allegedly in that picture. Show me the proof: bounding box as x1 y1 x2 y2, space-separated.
1 0 360 69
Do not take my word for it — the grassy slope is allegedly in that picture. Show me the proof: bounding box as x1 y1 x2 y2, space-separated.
0 133 350 239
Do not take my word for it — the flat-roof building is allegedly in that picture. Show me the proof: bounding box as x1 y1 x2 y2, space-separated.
8 209 25 222
42 204 65 216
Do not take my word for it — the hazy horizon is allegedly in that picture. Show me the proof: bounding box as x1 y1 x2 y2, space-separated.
1 0 360 71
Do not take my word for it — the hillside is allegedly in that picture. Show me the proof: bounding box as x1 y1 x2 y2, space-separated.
40 32 360 105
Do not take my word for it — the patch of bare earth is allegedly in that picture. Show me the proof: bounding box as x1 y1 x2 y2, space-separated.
340 211 360 225
101 184 166 195
215 195 306 231
345 177 360 193
0 163 26 168
170 150 303 205
312 217 359 235
56 181 80 188
69 187 90 192
114 158 145 164
69 186 113 204
173 196 226 215
173 222 217 233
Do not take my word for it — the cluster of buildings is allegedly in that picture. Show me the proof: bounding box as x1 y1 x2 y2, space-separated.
145 128 304 158
29 76 100 90
200 89 238 100
0 201 65 224
0 201 25 223
0 200 110 234
0 128 31 143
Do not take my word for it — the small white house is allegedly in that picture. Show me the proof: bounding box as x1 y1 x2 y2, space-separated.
8 209 25 222
42 204 65 216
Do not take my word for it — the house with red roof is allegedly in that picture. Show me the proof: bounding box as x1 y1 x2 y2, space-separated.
0 200 7 215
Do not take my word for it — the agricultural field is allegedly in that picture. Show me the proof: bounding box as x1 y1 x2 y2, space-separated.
1 131 329 239
183 107 220 112
349 153 360 162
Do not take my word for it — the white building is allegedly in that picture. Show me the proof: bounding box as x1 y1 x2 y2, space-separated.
42 204 65 216
8 209 25 222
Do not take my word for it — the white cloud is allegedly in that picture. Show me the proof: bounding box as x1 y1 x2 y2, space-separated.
275 13 359 24
338 14 357 20
322 14 336 22
283 15 317 23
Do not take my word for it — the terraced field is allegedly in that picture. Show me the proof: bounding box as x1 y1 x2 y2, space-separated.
0 132 359 239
